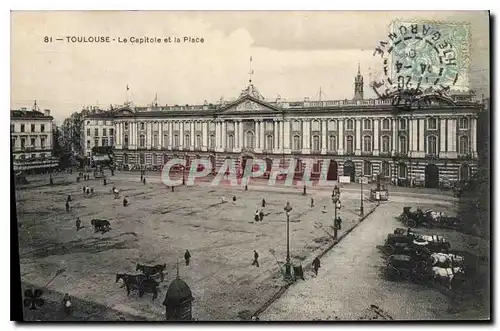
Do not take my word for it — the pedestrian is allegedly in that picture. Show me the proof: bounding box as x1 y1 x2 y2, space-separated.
62 293 72 316
65 201 70 212
252 250 259 267
310 197 314 208
76 176 80 183
67 194 72 203
123 196 129 207
303 185 306 195
221 196 227 203
82 186 86 194
312 257 321 276
103 177 107 186
259 209 264 222
76 217 81 231
50 176 53 186
254 210 260 222
140 174 143 182
232 196 237 204
143 177 146 185
90 187 94 194
245 185 248 191
184 249 191 266
171 185 175 192
322 206 327 214
261 198 266 208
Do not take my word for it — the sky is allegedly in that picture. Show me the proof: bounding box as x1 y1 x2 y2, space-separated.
10 11 489 122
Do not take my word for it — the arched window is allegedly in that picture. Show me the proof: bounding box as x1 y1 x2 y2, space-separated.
459 117 469 130
246 131 255 149
363 135 372 152
184 134 190 147
459 164 470 181
293 135 301 150
209 134 215 148
265 135 274 150
139 135 145 147
328 135 337 151
363 119 372 130
459 136 469 154
311 120 320 131
328 120 337 131
173 134 179 147
398 163 408 178
428 118 437 130
312 135 320 151
163 134 168 147
363 161 372 176
227 134 235 149
31 137 36 147
153 134 158 147
292 120 301 131
124 153 129 164
20 138 25 149
196 134 202 148
346 135 354 154
346 119 354 130
124 134 129 146
382 118 390 130
381 135 390 153
399 135 407 154
152 154 157 165
381 161 391 178
427 135 437 155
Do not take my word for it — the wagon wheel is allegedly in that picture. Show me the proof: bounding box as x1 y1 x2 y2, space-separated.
406 219 417 228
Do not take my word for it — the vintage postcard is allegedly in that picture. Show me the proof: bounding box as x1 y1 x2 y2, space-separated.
11 10 490 321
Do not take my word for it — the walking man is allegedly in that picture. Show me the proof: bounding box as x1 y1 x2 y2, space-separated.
65 201 70 212
261 198 266 208
312 257 321 276
103 177 107 186
184 249 191 266
310 197 314 208
123 196 129 207
259 209 264 222
252 250 259 267
76 217 81 231
62 293 72 316
254 210 260 222
143 177 146 185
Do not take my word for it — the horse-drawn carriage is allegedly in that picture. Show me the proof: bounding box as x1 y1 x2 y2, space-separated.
398 207 460 229
15 171 28 184
115 263 167 301
384 229 451 255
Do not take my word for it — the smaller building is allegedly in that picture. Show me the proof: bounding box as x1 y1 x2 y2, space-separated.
82 108 116 165
11 107 59 172
162 272 194 321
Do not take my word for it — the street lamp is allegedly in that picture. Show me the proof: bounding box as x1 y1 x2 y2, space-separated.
182 153 188 185
360 174 365 216
283 202 293 281
331 191 341 240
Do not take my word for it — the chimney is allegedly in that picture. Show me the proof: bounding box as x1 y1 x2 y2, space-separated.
44 109 50 117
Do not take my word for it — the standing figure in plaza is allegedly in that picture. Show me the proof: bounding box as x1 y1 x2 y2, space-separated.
49 174 53 185
232 195 237 204
76 176 80 183
65 200 70 212
303 185 307 195
259 209 264 222
61 293 72 316
140 174 143 182
76 217 81 231
82 186 86 194
103 177 107 186
143 177 146 185
261 198 266 208
322 206 328 214
245 185 248 191
252 250 259 267
123 196 129 207
221 196 227 204
312 257 321 276
67 194 72 203
310 197 314 208
254 210 260 222
184 249 191 266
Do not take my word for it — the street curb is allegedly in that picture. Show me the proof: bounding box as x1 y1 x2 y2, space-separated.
251 202 381 319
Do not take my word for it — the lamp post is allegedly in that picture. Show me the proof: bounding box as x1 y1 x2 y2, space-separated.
360 175 364 217
283 202 293 281
331 190 341 240
182 153 187 185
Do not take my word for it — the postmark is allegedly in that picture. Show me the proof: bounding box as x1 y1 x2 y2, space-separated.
371 20 471 108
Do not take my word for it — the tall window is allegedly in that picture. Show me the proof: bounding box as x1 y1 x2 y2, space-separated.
40 137 46 149
363 135 372 152
428 118 437 130
227 134 234 149
41 124 45 133
292 121 301 131
363 119 372 130
399 135 407 154
152 154 157 165
246 131 255 148
399 119 407 130
110 137 114 146
196 134 202 148
21 138 25 149
459 117 469 130
110 128 114 136
427 135 437 155
346 119 354 130
382 119 390 130
328 120 337 131
381 161 391 178
398 163 408 178
363 161 372 176
312 135 320 151
31 137 36 147
209 134 215 148
94 138 99 147
265 135 273 150
184 134 190 147
102 138 108 146
381 135 390 153
20 124 25 132
124 135 129 146
293 135 301 150
173 134 179 147
153 134 158 147
459 165 470 181
103 128 107 136
140 135 145 147
31 124 35 132
140 122 145 130
311 120 320 131
163 134 168 146
87 128 91 136
346 135 354 154
459 136 469 154
328 135 337 151
94 128 99 136
124 123 129 130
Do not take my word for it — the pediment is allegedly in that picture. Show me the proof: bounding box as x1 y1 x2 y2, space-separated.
218 96 280 114
115 107 135 116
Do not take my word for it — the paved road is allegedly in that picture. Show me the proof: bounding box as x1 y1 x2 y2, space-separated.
259 202 452 320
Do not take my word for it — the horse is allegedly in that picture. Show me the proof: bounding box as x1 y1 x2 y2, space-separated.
91 219 111 233
136 263 166 282
115 273 159 301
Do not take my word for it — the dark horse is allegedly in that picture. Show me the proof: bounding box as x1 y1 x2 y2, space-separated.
91 219 111 233
115 273 159 301
136 263 166 282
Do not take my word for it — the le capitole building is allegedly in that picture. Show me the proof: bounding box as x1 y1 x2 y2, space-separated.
84 67 482 188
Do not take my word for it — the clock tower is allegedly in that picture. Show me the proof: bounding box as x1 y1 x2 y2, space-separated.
353 63 364 101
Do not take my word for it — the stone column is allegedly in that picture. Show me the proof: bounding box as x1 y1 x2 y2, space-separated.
239 120 244 149
355 119 361 155
302 120 310 154
158 122 163 149
448 118 457 158
215 122 220 148
471 117 477 156
338 120 344 155
419 119 425 152
440 118 447 154
146 122 152 149
179 122 184 149
259 121 265 150
168 121 173 147
373 119 379 156
221 121 226 149
283 120 290 152
274 120 279 151
202 122 208 151
321 120 327 154
391 119 397 156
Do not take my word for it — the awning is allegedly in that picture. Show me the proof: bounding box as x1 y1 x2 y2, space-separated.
92 155 112 162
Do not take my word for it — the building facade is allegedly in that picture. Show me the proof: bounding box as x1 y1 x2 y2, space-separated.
107 71 482 188
10 108 59 172
82 110 116 157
